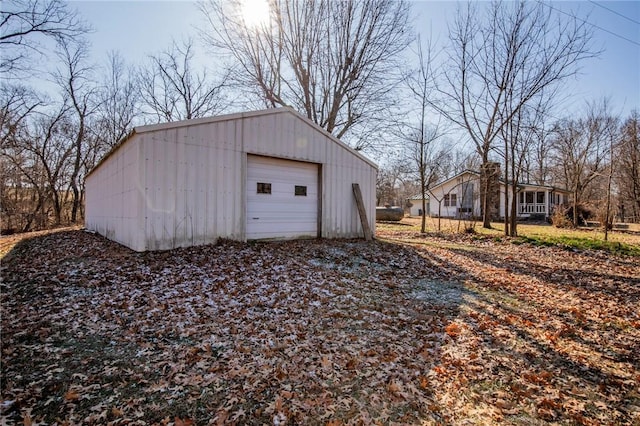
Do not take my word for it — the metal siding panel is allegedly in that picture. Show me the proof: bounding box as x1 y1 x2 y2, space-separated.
145 135 157 249
165 132 177 247
222 147 232 237
194 143 207 246
175 128 187 247
215 145 224 238
205 143 217 239
152 134 173 250
86 135 145 251
152 135 165 250
133 137 145 250
232 150 244 238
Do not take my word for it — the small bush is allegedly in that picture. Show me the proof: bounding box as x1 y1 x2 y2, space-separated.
551 207 573 228
551 204 593 227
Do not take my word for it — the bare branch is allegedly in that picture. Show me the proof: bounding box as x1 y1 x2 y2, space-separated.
198 0 412 150
137 38 229 123
1 0 89 76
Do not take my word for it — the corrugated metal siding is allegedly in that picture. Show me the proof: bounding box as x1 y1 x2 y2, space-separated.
88 108 376 251
240 112 375 239
85 138 144 251
141 127 244 251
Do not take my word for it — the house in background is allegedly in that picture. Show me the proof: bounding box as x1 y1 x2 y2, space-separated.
85 107 377 251
408 170 570 221
408 194 429 217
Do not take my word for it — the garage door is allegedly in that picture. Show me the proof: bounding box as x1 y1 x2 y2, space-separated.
246 155 319 240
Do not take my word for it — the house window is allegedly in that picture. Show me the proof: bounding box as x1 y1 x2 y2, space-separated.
295 185 307 196
257 182 271 194
536 192 545 204
444 193 457 207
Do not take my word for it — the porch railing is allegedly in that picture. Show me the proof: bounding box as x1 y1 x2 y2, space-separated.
519 204 546 214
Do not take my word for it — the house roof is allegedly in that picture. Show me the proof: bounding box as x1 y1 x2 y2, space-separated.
429 170 480 192
85 107 377 179
512 182 571 193
408 194 429 200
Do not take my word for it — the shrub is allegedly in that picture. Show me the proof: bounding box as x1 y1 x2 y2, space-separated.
552 204 593 227
551 206 573 228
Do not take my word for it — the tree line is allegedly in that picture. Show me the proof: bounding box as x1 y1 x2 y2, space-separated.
1 0 638 234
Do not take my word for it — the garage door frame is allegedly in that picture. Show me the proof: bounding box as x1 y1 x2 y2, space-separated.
245 154 322 240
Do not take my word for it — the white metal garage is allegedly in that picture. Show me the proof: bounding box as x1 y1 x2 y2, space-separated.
246 155 319 240
85 107 377 251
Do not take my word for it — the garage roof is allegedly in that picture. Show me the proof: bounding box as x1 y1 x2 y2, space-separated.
86 107 377 179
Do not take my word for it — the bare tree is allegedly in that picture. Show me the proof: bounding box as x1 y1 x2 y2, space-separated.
1 101 76 230
1 0 88 76
499 94 549 236
96 52 139 146
138 39 228 123
438 150 479 179
1 84 45 231
1 84 42 148
527 124 553 186
402 38 448 233
616 111 640 222
199 0 412 150
550 100 617 227
406 126 446 233
84 51 140 174
376 158 411 207
434 1 596 228
53 37 97 223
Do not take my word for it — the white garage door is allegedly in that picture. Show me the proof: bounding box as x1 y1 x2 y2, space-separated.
246 155 319 240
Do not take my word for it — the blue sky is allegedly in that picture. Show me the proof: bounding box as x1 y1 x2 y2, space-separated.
69 0 639 119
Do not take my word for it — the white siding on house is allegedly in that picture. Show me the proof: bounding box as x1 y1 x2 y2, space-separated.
427 172 481 218
85 108 376 251
409 199 428 217
425 171 570 220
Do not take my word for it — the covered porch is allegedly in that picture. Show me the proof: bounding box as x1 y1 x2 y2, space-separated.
516 187 569 219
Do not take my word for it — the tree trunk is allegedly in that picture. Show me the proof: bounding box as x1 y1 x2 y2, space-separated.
70 117 84 223
573 188 579 227
510 185 518 237
481 160 492 229
420 198 427 233
51 188 62 226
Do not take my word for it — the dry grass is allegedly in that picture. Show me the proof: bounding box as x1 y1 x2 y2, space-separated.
389 216 640 251
0 226 82 259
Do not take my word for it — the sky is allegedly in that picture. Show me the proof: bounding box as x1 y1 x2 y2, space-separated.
64 0 640 121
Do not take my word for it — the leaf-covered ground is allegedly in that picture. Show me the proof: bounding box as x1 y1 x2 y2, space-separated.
1 226 639 425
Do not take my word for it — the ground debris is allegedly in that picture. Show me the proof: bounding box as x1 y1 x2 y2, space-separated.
1 227 639 425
